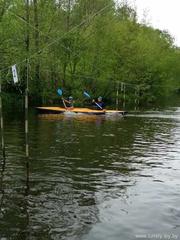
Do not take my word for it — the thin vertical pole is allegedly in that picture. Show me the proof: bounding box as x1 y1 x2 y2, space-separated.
0 145 6 211
134 88 137 111
123 84 126 109
0 77 5 159
24 4 30 234
116 81 119 110
25 60 29 158
25 0 30 159
136 87 140 110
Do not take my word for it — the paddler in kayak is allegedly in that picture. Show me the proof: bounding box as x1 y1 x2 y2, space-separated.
63 96 74 109
92 96 105 110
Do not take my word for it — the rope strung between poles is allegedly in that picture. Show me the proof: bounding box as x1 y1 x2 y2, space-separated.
0 1 114 75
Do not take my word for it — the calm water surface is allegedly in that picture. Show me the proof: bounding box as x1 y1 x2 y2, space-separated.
0 109 180 240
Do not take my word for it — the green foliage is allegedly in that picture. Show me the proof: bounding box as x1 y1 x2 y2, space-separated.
0 0 180 108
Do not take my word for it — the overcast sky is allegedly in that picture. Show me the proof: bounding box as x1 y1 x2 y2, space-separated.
122 0 180 46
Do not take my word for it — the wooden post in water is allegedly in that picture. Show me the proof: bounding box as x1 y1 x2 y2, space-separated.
116 81 119 110
0 76 5 159
25 60 29 159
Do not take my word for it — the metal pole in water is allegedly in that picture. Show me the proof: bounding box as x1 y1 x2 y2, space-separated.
0 76 5 159
25 60 29 158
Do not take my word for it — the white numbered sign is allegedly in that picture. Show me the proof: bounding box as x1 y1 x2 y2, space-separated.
12 65 18 83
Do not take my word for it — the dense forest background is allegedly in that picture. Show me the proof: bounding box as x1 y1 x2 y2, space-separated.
0 0 180 109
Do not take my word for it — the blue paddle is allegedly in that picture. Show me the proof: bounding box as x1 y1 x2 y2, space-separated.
57 88 63 96
57 88 67 109
83 91 103 110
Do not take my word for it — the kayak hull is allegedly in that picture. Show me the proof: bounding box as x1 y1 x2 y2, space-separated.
36 107 127 115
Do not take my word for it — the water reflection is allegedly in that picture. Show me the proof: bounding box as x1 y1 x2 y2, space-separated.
0 109 180 239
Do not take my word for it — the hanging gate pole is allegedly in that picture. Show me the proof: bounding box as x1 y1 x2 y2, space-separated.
0 76 5 159
25 60 29 158
134 88 137 111
116 81 119 110
137 87 140 108
123 83 126 109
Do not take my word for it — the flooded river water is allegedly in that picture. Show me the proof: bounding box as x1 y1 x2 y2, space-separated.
0 108 180 240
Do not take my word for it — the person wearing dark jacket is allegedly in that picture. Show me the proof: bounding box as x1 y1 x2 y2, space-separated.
63 96 74 109
92 96 105 110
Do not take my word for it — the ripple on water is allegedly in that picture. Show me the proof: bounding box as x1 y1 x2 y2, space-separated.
0 109 180 239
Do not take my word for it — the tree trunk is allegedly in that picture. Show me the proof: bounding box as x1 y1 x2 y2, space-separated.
25 0 30 90
66 0 71 31
33 0 41 99
62 63 67 87
25 0 30 57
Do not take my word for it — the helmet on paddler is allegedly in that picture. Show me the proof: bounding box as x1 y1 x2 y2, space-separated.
98 96 102 101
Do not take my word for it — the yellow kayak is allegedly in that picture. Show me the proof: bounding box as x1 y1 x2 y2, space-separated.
36 107 127 115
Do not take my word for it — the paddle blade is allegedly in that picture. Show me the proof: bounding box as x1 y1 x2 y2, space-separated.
57 88 63 96
83 91 91 98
